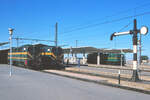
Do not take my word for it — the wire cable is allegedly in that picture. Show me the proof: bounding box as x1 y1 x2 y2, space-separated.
61 2 150 35
118 22 132 32
60 11 150 35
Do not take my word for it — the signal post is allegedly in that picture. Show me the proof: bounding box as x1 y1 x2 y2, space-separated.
110 19 148 81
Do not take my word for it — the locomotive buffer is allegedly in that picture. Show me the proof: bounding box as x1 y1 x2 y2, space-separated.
110 19 148 82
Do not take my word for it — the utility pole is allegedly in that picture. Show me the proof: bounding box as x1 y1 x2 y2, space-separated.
76 40 78 48
55 22 58 47
110 19 148 82
75 40 78 57
55 22 58 59
16 37 19 51
139 33 142 65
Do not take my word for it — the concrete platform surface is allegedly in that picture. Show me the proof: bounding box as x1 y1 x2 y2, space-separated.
0 64 150 100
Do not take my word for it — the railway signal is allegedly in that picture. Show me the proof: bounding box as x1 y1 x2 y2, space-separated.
110 19 148 82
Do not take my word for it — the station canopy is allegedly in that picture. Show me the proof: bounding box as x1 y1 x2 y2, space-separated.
0 42 9 46
63 46 133 54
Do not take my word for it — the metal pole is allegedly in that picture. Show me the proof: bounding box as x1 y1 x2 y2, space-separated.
78 59 80 67
83 52 86 64
118 69 120 84
55 22 58 47
121 49 123 67
9 28 13 77
131 19 139 81
10 35 12 76
16 37 19 49
55 22 58 59
76 40 78 48
75 40 78 57
118 49 122 84
139 33 142 65
97 52 100 65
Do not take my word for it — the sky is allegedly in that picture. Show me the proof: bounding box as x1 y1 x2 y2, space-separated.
0 0 150 59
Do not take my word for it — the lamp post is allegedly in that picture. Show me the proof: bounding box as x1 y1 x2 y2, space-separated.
9 28 14 77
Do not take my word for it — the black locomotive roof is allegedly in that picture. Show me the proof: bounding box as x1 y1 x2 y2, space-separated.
18 44 56 48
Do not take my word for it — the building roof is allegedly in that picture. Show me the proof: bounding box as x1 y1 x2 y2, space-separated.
0 42 9 46
63 46 133 54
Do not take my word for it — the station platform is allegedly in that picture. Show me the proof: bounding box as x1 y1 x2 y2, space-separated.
44 66 150 94
0 64 150 100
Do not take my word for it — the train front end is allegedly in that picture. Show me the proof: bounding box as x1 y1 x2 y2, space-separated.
28 44 64 70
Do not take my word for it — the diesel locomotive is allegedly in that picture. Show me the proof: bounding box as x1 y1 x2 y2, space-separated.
7 44 64 70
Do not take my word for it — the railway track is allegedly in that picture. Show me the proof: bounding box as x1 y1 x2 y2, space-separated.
65 67 150 83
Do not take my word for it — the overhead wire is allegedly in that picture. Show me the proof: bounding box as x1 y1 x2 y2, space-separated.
60 2 150 36
61 8 131 31
61 11 150 35
59 2 150 47
118 22 132 32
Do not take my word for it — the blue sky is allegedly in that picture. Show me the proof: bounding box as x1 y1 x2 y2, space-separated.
0 0 150 59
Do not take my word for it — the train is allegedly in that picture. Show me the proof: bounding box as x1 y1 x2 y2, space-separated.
87 52 125 66
0 44 64 70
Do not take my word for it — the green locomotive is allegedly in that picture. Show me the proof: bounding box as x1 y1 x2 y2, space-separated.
87 53 125 66
8 44 64 70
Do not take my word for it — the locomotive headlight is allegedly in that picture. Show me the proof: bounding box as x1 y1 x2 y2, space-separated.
24 48 26 51
48 49 50 51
